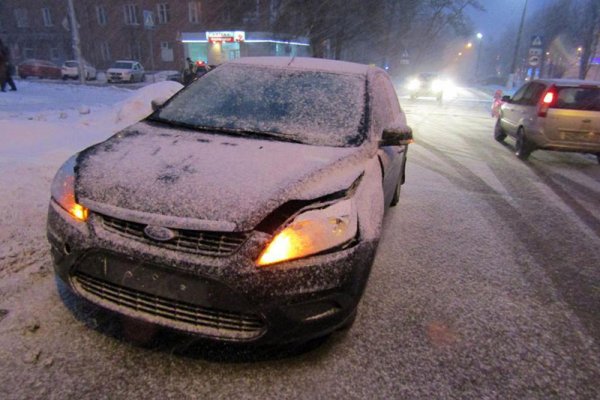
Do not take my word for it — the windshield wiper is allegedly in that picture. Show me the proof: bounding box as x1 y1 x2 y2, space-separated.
147 117 305 144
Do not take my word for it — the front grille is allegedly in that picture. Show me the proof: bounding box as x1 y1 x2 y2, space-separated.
74 272 265 340
98 214 249 256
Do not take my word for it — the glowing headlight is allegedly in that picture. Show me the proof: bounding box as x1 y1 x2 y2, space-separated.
432 79 445 92
407 79 421 91
50 155 88 222
257 198 358 266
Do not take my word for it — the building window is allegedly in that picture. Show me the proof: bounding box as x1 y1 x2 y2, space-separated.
160 41 174 62
42 8 53 27
157 3 170 24
123 4 139 25
96 6 107 26
188 1 201 24
14 9 29 28
100 42 111 61
50 47 60 60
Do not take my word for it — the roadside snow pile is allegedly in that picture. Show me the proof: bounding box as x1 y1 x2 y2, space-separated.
0 80 183 163
115 80 183 125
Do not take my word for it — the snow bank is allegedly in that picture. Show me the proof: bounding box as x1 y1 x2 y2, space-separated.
115 80 183 126
0 80 183 164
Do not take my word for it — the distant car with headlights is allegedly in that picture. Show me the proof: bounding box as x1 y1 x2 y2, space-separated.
494 79 600 162
17 59 62 79
406 72 447 102
106 60 145 83
61 60 97 80
47 57 412 346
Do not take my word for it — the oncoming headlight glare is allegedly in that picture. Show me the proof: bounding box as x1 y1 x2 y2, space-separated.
257 198 358 266
50 155 88 222
407 79 421 91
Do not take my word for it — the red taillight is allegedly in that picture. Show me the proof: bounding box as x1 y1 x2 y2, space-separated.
542 91 554 104
538 86 557 117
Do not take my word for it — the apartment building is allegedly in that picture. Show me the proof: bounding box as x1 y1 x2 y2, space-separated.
0 0 309 71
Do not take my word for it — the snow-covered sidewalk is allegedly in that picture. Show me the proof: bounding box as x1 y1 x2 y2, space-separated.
0 80 182 279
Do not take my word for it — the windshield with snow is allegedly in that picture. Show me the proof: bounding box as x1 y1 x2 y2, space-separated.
112 62 134 69
152 64 367 147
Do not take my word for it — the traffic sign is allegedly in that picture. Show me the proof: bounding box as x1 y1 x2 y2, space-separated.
529 48 542 57
528 55 540 67
143 10 154 29
531 35 543 48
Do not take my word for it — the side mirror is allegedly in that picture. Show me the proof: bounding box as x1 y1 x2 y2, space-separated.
379 126 413 147
151 99 165 112
502 95 511 102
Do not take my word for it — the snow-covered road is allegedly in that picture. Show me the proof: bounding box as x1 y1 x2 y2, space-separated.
0 81 598 399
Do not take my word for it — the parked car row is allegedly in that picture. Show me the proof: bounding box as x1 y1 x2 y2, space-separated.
16 59 145 83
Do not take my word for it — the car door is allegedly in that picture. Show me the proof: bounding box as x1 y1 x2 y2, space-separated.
372 73 406 206
501 83 530 134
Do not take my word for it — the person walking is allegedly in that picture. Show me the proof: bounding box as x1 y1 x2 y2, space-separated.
0 39 8 92
182 57 196 86
0 39 16 91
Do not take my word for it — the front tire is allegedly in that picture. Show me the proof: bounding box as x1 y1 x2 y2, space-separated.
390 181 401 207
494 118 507 142
515 127 534 160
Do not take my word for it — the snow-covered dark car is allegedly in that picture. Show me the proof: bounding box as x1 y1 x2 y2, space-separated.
47 57 412 345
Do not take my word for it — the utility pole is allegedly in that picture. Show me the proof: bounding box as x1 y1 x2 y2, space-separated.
509 0 528 88
475 33 483 79
67 0 85 84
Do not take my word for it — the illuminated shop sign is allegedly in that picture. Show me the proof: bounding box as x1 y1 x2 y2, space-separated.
206 31 245 43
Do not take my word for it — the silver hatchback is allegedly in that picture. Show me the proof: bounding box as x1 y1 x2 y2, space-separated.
494 79 600 162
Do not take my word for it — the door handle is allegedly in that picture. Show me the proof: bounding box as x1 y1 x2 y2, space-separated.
582 119 591 123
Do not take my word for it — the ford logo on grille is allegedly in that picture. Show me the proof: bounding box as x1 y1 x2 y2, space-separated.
143 225 176 242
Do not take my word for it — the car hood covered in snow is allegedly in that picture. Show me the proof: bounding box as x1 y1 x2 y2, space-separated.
76 122 369 231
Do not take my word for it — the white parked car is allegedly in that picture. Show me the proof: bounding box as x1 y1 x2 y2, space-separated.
61 60 97 80
106 60 145 83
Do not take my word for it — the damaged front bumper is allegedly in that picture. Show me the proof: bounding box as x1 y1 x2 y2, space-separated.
47 201 377 345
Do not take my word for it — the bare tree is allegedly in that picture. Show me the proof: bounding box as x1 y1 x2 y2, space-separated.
576 0 600 79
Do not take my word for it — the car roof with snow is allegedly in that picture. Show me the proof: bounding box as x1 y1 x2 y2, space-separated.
228 56 373 76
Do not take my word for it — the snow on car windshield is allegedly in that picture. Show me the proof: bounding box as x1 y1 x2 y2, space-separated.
154 64 367 147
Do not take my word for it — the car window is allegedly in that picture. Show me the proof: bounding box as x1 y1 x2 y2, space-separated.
522 82 547 106
65 61 78 67
554 87 600 111
511 83 529 103
113 62 133 69
154 64 367 147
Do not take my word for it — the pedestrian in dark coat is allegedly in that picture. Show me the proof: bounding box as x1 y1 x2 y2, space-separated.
0 39 8 91
183 57 196 86
0 39 16 91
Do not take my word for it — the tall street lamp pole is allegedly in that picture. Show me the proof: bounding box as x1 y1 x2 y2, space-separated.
509 0 529 87
67 0 85 84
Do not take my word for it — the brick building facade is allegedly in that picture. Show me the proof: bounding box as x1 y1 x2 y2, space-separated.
0 1 309 71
